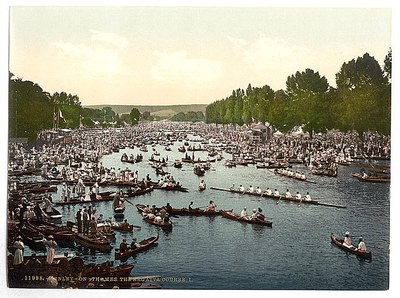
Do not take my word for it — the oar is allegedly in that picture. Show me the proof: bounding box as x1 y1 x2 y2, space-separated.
131 225 141 229
298 197 303 207
124 198 135 206
276 195 282 205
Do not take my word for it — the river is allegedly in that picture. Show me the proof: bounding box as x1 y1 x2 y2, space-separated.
24 137 390 290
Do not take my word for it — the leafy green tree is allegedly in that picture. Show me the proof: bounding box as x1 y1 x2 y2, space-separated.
285 68 330 136
129 108 141 125
9 74 54 142
335 53 390 135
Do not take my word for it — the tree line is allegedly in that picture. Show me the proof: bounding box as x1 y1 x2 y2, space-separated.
8 72 137 142
205 51 391 137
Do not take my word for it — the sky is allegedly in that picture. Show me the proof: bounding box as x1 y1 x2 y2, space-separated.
7 2 393 106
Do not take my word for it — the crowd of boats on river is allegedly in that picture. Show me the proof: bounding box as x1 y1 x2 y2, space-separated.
7 121 390 289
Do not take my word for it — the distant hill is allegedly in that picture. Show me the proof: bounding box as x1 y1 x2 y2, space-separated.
84 104 207 117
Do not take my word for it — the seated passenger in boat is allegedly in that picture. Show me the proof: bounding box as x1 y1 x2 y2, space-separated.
357 237 367 251
120 219 130 227
130 238 141 249
154 214 163 223
343 231 353 248
119 239 128 253
250 208 258 219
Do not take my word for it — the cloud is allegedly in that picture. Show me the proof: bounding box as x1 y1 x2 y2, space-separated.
226 34 341 89
150 50 222 86
52 30 131 78
90 30 129 49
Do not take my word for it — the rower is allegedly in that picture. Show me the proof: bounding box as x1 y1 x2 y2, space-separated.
248 185 254 193
274 189 280 197
239 185 245 192
305 192 312 201
256 208 266 220
250 208 258 219
295 192 302 200
240 207 248 218
206 200 216 211
357 237 367 251
119 239 128 253
256 186 262 194
130 238 141 249
164 203 173 213
265 188 272 195
285 189 292 198
230 183 235 190
343 231 353 248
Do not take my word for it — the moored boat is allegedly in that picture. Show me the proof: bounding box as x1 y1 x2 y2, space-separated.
330 233 372 260
73 232 113 252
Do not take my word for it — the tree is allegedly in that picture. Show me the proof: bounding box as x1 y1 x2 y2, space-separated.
335 53 390 135
129 108 141 125
285 68 330 136
384 48 392 82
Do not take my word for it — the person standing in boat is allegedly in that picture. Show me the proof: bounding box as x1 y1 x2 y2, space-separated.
44 235 57 264
13 236 24 265
76 208 83 233
82 207 90 235
188 201 194 210
357 237 367 251
343 231 353 248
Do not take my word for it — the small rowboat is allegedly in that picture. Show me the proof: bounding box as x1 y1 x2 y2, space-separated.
169 208 221 216
136 204 173 231
110 221 134 232
330 233 372 260
115 233 159 260
73 232 113 252
351 173 390 183
220 210 272 227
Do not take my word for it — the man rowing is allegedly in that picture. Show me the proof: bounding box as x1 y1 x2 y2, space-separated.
240 207 248 219
285 189 292 198
356 237 367 251
343 231 353 248
205 200 216 211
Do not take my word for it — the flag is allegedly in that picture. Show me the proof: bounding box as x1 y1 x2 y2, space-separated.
59 109 65 121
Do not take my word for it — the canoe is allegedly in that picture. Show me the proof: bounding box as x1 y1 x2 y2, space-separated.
114 233 159 260
330 233 372 260
220 210 273 227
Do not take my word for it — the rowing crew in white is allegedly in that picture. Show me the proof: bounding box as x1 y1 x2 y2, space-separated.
230 185 312 201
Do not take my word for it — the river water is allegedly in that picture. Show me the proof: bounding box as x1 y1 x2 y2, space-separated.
26 138 390 290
